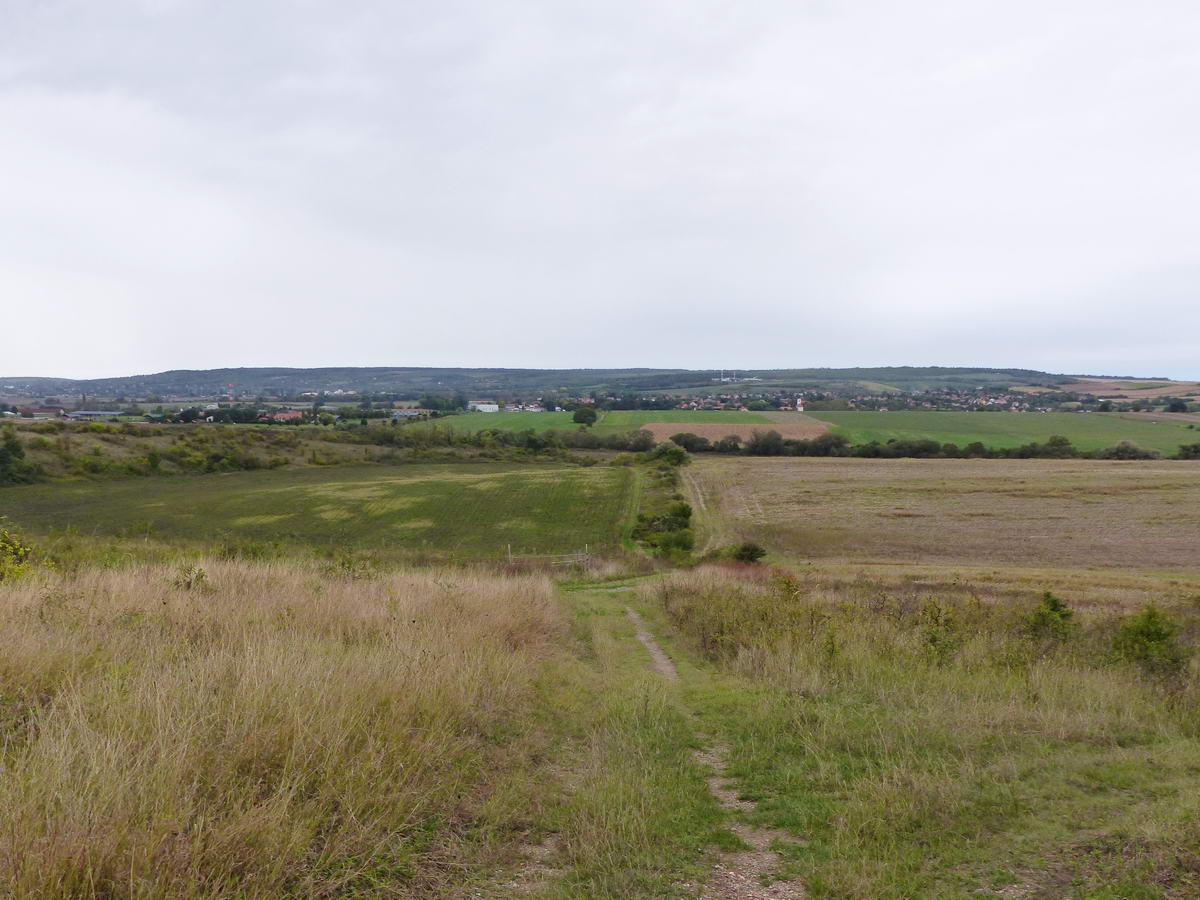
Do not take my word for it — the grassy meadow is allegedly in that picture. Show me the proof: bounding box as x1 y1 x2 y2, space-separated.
648 565 1200 898
2 441 1199 897
807 410 1199 455
1 462 636 559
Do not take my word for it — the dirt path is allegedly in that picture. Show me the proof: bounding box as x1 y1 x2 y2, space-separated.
689 746 806 899
625 607 806 898
490 591 805 898
626 607 679 681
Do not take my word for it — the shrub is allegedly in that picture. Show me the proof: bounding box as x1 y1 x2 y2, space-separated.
1024 591 1074 643
0 521 33 582
0 427 37 484
731 542 767 563
666 501 693 522
645 441 690 466
669 432 712 453
921 600 960 667
712 435 742 453
745 430 785 456
1114 606 1187 677
323 550 382 580
1095 441 1159 460
656 529 694 551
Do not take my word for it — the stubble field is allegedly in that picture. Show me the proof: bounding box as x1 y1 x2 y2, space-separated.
4 450 1199 897
685 455 1200 575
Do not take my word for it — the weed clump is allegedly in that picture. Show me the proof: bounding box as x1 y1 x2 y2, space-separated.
171 565 212 592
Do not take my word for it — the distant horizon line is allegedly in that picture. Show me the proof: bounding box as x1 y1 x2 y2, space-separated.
2 364 1194 383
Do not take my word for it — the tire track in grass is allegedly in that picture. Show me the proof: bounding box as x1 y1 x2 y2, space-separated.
624 607 806 899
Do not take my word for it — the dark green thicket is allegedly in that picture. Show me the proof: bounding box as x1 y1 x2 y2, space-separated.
0 428 38 484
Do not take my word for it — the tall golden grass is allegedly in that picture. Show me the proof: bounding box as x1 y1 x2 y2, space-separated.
0 560 562 897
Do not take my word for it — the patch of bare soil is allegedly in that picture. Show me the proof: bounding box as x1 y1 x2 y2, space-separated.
686 746 806 899
498 833 564 895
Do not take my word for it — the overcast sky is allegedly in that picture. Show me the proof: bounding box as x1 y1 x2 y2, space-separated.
4 0 1199 379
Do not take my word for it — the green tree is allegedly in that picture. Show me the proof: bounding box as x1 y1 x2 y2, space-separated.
646 441 689 466
572 407 598 426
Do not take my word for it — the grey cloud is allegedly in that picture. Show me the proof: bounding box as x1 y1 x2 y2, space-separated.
2 0 1198 378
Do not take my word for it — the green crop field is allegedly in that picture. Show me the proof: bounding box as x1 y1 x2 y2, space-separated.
595 410 771 428
806 410 1199 454
427 409 773 436
1 463 635 558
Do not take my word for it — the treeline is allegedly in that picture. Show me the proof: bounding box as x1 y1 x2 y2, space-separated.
343 423 660 454
669 430 1200 461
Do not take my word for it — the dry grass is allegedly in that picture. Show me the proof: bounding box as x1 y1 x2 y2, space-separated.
0 561 563 898
688 457 1200 573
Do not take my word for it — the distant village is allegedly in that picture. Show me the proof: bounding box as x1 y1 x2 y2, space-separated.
1 381 1194 425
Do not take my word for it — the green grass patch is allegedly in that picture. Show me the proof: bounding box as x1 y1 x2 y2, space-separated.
653 567 1200 898
2 463 634 559
422 409 773 437
806 411 1198 455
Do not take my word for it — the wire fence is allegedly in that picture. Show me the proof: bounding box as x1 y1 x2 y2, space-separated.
500 545 594 566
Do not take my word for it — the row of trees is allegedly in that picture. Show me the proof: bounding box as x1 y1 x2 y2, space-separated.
669 430 1200 461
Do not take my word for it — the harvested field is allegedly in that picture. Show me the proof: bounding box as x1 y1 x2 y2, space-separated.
686 456 1200 573
644 413 828 444
1073 377 1200 398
